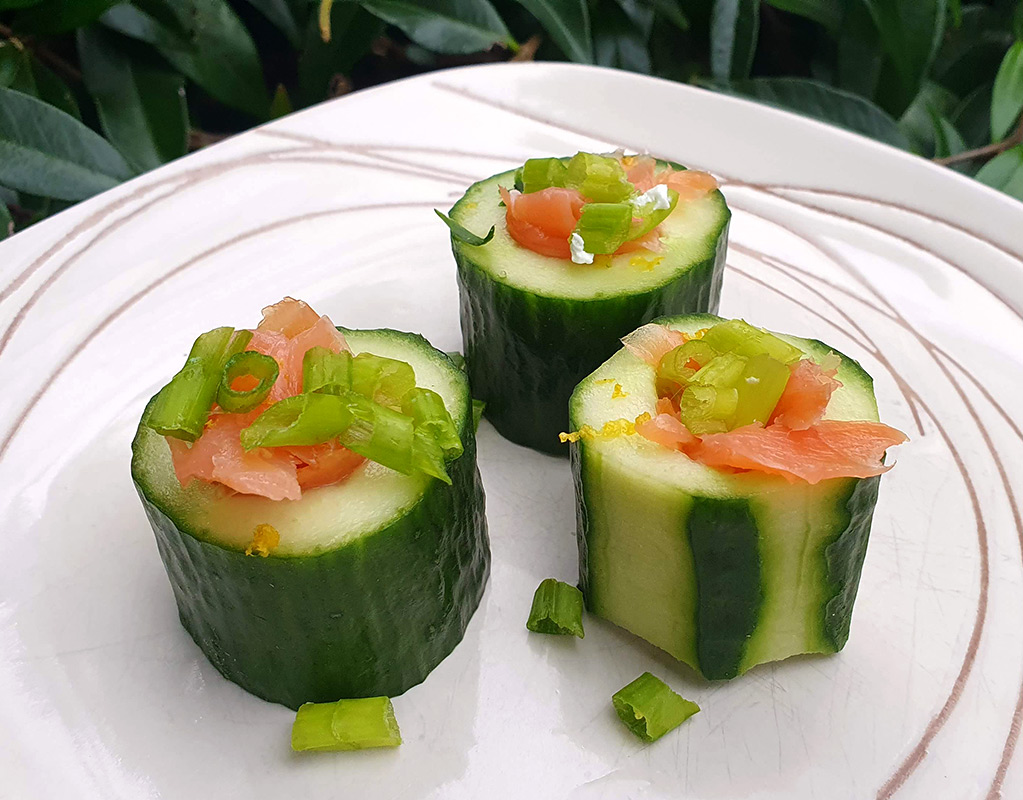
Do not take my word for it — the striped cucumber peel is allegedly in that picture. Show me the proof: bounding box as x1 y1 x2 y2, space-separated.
450 158 730 454
132 328 490 708
570 313 882 679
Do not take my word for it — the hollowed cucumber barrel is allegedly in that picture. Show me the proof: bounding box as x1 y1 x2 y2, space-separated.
570 314 885 679
132 329 490 709
449 158 730 454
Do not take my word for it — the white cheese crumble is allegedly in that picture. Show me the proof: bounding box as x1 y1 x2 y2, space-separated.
570 233 594 264
632 184 672 212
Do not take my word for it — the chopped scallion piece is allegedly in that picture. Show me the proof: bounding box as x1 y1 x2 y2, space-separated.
291 696 402 752
445 351 467 371
612 672 699 743
303 346 352 395
435 209 495 246
701 319 802 365
731 353 791 427
402 387 463 457
658 340 719 387
411 428 452 484
472 399 485 432
566 152 634 202
628 186 679 241
240 393 350 450
679 385 734 434
526 578 585 638
351 353 416 409
519 157 569 193
147 326 236 442
217 351 279 414
573 202 633 254
691 351 747 389
337 392 416 475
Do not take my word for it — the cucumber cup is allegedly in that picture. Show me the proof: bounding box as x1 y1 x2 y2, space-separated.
447 153 730 454
132 303 490 709
568 314 905 679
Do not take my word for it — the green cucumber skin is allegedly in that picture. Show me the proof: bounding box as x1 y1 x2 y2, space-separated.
822 474 880 650
572 445 881 680
686 498 763 680
136 415 489 710
456 229 728 454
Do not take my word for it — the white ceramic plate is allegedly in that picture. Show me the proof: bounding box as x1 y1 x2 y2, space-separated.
2 63 1021 800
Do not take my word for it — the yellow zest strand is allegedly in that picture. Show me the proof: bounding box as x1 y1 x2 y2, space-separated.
559 412 652 444
245 524 280 557
612 383 628 399
594 378 615 385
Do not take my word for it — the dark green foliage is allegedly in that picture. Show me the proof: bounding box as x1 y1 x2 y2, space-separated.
0 0 1020 237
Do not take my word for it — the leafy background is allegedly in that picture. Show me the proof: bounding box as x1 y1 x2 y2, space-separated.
2 0 1022 240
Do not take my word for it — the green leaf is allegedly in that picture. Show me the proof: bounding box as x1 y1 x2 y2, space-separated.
862 0 947 101
101 1 268 119
511 0 593 62
992 41 1023 141
269 83 293 118
710 0 760 80
929 109 966 159
0 41 36 95
975 143 1023 201
948 0 961 27
835 0 883 98
932 4 1014 97
358 0 514 55
13 0 121 34
0 200 12 240
0 86 134 201
242 0 302 45
0 0 43 9
593 0 654 74
764 0 841 31
642 0 688 31
952 82 993 148
77 26 188 173
297 3 381 105
31 60 81 119
711 77 910 149
898 81 957 155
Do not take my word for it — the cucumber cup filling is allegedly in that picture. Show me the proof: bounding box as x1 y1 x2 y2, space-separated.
568 314 906 680
132 298 490 708
447 151 730 454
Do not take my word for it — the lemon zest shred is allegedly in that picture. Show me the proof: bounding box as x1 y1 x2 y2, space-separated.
629 254 663 271
559 412 653 444
245 524 280 557
612 383 628 399
594 378 615 385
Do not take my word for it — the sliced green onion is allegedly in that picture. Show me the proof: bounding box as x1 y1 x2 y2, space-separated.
731 353 791 428
573 202 633 254
701 319 802 365
566 152 634 202
240 393 351 450
351 352 416 409
435 209 495 246
411 428 452 484
679 385 735 434
303 346 352 394
337 392 416 475
628 186 679 240
525 578 585 638
147 326 236 442
691 351 748 390
402 387 463 457
612 672 699 743
658 340 719 387
519 157 569 193
291 696 402 752
216 351 279 414
472 399 485 432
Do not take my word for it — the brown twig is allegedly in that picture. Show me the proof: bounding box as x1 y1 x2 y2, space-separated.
0 22 82 83
934 116 1023 166
188 129 231 151
510 34 542 62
